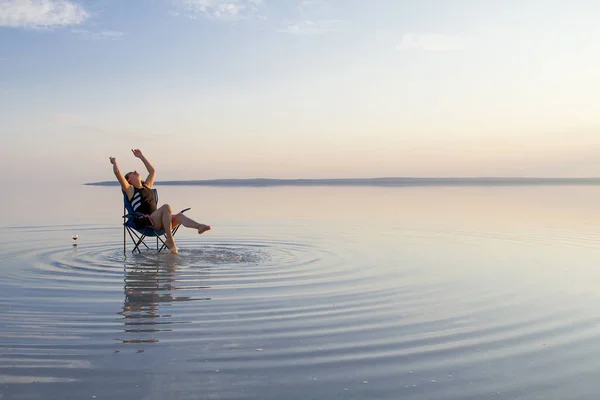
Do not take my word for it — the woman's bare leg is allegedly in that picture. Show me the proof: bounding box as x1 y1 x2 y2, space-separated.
162 207 178 254
173 213 211 234
150 204 178 254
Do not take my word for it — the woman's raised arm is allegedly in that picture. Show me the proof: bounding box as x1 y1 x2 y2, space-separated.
132 149 156 188
109 156 130 192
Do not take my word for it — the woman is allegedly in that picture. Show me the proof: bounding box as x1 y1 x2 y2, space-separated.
109 149 210 254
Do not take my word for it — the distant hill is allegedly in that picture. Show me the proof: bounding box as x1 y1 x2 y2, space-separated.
84 177 600 187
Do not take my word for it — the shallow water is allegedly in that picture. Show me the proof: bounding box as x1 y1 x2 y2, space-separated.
2 184 600 399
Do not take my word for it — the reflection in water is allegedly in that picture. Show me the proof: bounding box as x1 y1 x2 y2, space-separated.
117 259 211 344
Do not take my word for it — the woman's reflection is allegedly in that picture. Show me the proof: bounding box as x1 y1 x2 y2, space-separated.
117 261 211 344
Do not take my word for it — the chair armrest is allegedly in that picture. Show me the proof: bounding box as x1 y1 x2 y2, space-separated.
123 211 144 219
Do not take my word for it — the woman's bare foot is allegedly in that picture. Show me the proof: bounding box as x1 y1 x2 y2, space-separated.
198 225 211 234
165 239 178 254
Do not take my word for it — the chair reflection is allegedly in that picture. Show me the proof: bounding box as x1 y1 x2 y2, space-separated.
117 261 211 344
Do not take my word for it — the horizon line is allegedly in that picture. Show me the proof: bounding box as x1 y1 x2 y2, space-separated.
84 177 600 187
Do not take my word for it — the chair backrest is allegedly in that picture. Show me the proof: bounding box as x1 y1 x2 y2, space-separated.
123 188 164 236
123 188 159 215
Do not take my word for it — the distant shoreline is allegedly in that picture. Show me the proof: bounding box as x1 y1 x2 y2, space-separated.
84 177 600 187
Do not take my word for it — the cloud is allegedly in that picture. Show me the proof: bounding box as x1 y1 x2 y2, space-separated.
71 29 125 40
278 19 341 35
281 1 340 35
0 0 88 28
172 0 264 21
396 33 471 51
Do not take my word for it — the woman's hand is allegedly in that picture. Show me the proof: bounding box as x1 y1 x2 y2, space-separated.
131 149 144 159
109 156 117 165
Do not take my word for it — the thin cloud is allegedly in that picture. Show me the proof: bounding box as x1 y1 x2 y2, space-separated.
0 0 88 28
71 29 125 40
278 19 341 35
172 0 264 22
283 1 340 35
396 33 471 51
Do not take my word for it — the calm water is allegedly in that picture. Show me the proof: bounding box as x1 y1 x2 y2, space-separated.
2 184 600 399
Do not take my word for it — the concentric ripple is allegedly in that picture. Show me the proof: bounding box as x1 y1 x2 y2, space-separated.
2 222 600 400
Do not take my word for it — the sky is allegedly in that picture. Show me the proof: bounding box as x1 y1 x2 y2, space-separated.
1 0 600 184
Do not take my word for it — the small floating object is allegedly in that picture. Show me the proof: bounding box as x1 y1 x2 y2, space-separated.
72 234 78 247
255 348 263 351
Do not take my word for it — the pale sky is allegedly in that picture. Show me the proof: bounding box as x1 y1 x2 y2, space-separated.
1 0 600 184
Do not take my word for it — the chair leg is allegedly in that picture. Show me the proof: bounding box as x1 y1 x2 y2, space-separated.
157 225 182 253
130 229 150 249
125 227 150 253
125 227 137 251
123 207 126 256
124 225 179 254
132 234 147 254
156 233 168 253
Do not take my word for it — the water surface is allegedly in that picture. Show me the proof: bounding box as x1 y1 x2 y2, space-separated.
2 184 600 399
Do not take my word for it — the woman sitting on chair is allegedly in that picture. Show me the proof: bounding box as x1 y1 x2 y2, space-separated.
109 149 211 254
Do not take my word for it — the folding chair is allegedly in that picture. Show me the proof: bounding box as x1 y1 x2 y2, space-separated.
122 188 191 254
